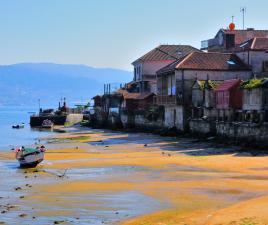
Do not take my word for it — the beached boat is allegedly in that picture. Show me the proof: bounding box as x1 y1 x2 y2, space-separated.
12 123 25 129
15 146 46 168
42 119 54 128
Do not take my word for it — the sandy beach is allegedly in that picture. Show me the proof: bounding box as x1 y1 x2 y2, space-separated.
1 127 268 225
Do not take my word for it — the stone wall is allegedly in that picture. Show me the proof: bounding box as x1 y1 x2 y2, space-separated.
216 122 268 145
107 112 122 128
134 114 163 130
189 119 216 135
66 114 83 124
164 105 184 130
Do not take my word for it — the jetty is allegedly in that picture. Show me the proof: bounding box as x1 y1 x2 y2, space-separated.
30 99 84 127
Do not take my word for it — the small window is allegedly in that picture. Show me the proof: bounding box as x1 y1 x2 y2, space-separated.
239 42 249 48
227 60 236 65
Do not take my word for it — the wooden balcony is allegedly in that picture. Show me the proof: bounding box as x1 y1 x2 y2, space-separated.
154 95 177 105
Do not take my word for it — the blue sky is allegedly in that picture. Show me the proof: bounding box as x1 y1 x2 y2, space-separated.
1 0 268 70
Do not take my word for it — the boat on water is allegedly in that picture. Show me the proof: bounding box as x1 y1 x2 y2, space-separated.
42 119 54 129
15 146 46 168
12 123 25 129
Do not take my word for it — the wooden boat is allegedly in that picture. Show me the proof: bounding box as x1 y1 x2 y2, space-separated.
42 119 54 129
12 123 25 129
15 146 46 168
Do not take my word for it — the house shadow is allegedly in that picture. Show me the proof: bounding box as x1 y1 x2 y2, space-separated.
91 131 268 157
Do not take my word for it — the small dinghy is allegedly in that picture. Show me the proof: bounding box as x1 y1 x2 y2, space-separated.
15 146 46 168
42 119 53 129
12 123 25 129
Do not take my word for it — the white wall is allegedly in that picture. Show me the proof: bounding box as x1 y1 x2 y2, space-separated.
164 105 184 130
133 60 174 82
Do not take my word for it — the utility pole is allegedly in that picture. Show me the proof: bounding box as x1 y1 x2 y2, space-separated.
240 7 246 30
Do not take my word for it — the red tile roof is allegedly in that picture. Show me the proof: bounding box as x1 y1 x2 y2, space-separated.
116 89 154 100
222 29 268 45
132 45 199 64
237 37 268 51
116 89 140 99
136 92 155 100
214 79 242 91
157 52 250 74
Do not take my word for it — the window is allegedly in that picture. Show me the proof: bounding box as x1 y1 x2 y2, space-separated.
263 61 268 72
134 68 136 80
239 42 249 48
227 60 236 65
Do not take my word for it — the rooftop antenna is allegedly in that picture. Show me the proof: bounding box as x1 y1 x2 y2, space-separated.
240 7 246 30
231 15 234 23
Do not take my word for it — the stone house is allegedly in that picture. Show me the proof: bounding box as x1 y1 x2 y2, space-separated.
215 79 243 121
201 28 268 52
191 79 219 119
189 79 220 135
233 37 268 76
132 44 199 94
240 78 268 122
156 51 252 131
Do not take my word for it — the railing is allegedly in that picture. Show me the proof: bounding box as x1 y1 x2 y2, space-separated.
154 95 177 105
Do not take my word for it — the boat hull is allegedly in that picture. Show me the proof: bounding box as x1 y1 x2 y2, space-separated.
17 151 44 168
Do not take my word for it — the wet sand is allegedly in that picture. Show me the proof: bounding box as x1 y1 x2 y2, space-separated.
1 127 268 224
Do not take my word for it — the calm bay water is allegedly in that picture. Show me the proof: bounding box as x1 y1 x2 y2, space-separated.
0 106 53 150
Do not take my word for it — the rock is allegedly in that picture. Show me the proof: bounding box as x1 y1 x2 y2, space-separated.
115 212 119 214
54 221 65 224
19 196 25 199
1 210 6 214
105 146 109 147
19 213 27 217
144 144 148 147
32 216 36 219
6 205 16 210
14 187 21 191
24 176 28 178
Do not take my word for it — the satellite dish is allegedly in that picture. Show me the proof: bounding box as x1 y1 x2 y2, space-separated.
229 23 235 31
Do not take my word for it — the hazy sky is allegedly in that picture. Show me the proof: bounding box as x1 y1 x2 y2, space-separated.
1 0 268 70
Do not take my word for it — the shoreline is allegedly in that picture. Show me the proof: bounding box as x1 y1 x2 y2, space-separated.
1 126 268 224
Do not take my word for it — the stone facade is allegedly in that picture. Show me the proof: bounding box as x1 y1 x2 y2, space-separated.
216 122 268 145
164 105 184 130
189 119 216 135
236 51 268 75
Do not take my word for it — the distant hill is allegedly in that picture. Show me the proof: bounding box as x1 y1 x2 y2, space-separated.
0 63 133 107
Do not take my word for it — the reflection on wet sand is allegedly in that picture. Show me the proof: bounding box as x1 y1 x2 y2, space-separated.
1 128 268 224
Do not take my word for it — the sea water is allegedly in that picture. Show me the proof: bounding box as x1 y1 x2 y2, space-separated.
0 106 52 150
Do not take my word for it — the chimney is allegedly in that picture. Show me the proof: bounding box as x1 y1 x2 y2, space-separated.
225 33 235 49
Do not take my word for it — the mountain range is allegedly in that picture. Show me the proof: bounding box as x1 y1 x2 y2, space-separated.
0 63 133 107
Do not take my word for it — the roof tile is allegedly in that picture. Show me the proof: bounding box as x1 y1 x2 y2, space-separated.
132 45 200 64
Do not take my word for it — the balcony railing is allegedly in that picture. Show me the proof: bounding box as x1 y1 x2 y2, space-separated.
154 95 177 105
